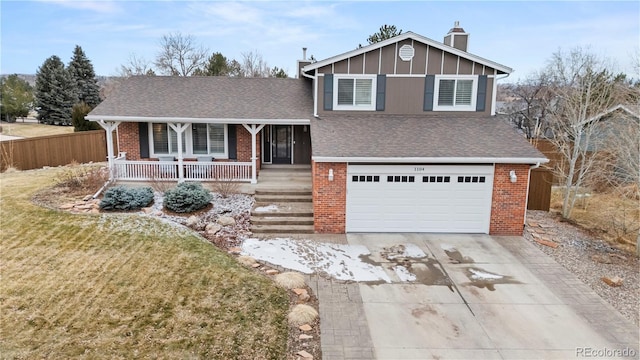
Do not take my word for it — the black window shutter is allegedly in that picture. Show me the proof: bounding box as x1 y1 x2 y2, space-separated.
376 74 386 111
323 74 333 111
227 125 237 160
423 75 435 111
476 75 488 112
138 122 149 158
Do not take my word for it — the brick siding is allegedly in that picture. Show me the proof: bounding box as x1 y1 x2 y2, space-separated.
312 161 346 233
118 122 142 160
236 125 261 172
489 163 531 235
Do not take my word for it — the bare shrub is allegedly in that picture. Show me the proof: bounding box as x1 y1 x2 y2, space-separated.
148 172 175 193
211 178 240 198
0 141 17 172
54 163 109 192
274 272 306 289
287 304 318 326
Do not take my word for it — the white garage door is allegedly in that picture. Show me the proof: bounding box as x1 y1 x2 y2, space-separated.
346 165 494 233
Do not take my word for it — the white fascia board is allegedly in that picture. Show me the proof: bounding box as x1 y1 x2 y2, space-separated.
312 156 549 164
85 115 311 125
302 31 513 75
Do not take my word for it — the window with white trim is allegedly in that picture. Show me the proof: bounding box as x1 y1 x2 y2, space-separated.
150 123 228 158
334 75 376 110
433 75 477 111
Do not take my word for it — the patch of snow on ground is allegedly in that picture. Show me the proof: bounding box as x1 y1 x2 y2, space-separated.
393 266 417 282
469 268 504 280
242 238 391 282
440 243 457 252
401 243 427 258
254 204 278 212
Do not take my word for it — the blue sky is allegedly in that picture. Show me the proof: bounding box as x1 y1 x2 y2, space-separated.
1 1 638 82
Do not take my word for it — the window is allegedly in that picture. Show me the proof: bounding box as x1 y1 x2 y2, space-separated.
433 76 477 111
334 75 376 110
352 175 380 182
152 123 185 154
150 123 227 158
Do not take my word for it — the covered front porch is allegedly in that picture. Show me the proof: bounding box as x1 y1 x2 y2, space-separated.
88 117 312 184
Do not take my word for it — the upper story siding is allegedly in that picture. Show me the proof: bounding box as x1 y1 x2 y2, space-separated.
303 32 512 117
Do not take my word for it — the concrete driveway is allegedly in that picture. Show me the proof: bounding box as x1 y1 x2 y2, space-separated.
318 234 639 359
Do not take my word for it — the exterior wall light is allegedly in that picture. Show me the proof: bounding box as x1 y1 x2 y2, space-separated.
509 170 517 183
328 168 334 181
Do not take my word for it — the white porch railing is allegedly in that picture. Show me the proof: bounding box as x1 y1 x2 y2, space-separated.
113 159 252 182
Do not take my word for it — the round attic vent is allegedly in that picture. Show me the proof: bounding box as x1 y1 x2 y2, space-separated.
398 44 415 61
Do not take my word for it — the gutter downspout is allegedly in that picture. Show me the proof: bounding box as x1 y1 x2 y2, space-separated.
523 161 542 229
301 68 318 117
491 73 510 116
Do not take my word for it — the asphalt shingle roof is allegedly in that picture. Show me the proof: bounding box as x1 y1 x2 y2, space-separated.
89 76 313 119
310 114 547 160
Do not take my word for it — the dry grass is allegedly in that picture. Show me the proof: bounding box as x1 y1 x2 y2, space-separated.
287 305 318 326
0 122 74 138
551 189 639 253
274 272 306 290
0 167 289 359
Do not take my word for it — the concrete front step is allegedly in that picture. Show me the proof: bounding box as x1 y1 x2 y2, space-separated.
251 216 314 226
252 224 314 234
255 195 311 203
255 189 312 196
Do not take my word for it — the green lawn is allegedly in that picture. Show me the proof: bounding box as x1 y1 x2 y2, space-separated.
0 122 75 138
0 168 289 359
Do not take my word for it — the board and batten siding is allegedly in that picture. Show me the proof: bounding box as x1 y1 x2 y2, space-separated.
315 39 497 116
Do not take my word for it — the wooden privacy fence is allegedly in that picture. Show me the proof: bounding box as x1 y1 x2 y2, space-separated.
0 130 108 171
527 167 552 211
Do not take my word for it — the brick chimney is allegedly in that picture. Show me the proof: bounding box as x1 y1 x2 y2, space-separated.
443 21 469 52
297 47 312 79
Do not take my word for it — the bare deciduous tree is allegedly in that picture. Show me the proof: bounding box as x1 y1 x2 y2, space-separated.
239 50 270 78
502 73 553 139
543 47 622 218
118 53 156 77
155 32 208 76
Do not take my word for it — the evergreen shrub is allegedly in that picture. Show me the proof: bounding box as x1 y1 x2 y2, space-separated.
100 186 154 211
164 182 213 213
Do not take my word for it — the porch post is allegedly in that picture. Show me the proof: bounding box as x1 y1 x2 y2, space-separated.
242 124 266 184
97 120 120 180
168 122 190 183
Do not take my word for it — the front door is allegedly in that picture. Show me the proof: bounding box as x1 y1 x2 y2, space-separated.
293 125 311 164
272 125 292 164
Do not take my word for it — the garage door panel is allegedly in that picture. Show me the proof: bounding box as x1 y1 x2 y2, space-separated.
346 165 493 233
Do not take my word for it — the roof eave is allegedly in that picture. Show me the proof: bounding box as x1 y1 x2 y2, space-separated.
302 31 513 75
85 115 311 125
311 156 549 164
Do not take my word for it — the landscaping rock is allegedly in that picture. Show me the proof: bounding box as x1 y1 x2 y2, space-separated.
60 203 75 210
217 216 236 226
292 288 308 296
602 276 623 287
592 254 613 264
265 269 279 275
205 223 222 235
299 334 313 340
298 324 312 331
186 215 198 228
296 350 313 359
82 194 93 201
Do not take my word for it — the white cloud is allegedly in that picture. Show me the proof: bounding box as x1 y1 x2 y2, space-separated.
38 0 121 14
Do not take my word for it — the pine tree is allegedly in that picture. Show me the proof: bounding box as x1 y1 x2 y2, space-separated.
35 55 78 125
68 45 101 108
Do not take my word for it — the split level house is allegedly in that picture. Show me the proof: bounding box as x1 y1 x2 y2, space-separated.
87 22 548 236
